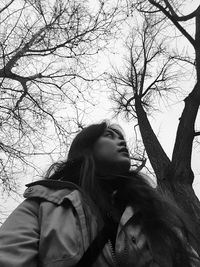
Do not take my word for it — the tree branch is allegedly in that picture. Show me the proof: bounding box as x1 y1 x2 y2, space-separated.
0 0 15 14
13 81 28 111
148 0 196 47
164 0 197 21
4 26 47 71
169 55 195 66
194 131 200 137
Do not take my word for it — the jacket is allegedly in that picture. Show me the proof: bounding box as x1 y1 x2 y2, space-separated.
0 180 106 267
0 179 199 267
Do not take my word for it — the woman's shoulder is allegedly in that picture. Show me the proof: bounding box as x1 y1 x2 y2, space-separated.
23 179 103 229
23 179 84 206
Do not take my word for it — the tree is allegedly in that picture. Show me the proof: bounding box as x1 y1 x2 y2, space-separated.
0 0 123 194
108 0 200 247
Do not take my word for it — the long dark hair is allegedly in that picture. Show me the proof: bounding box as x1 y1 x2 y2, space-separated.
45 121 107 192
113 173 197 266
45 121 198 266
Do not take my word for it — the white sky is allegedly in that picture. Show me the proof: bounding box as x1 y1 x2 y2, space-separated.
1 0 200 221
1 92 200 220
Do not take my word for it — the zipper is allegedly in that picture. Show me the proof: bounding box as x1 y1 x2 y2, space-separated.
108 239 118 267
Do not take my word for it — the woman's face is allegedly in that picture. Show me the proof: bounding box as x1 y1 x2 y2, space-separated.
93 127 131 174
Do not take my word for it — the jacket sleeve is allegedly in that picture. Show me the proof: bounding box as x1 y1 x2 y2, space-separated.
0 199 40 267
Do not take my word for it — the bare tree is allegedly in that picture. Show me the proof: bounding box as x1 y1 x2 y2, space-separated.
108 1 200 246
109 14 174 175
0 0 124 193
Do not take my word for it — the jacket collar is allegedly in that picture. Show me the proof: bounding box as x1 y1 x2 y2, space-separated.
26 179 80 190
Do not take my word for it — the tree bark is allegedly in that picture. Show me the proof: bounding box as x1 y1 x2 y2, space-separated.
170 84 200 184
171 7 200 185
195 6 200 81
159 180 200 254
132 1 200 251
135 95 171 180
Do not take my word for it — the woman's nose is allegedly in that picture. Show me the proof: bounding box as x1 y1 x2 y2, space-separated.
118 139 127 148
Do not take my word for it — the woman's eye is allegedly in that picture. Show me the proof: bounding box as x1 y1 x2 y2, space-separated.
104 132 113 138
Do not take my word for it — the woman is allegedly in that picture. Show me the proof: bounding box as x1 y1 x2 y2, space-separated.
0 121 199 267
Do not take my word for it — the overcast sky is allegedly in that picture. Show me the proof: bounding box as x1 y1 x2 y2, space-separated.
1 0 200 221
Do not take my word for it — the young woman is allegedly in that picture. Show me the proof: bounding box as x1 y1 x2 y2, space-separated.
0 121 199 267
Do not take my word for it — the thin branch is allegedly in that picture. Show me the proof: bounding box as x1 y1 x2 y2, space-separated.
169 55 195 66
148 0 196 47
13 81 28 111
142 57 171 97
4 27 47 71
130 44 138 91
0 0 15 14
164 0 197 21
134 157 147 172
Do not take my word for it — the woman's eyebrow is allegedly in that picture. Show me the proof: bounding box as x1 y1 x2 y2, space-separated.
108 128 124 140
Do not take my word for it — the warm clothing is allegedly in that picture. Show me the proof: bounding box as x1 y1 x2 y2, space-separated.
0 180 103 267
0 179 199 267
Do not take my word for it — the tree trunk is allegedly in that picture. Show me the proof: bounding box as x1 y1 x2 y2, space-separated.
170 84 200 184
195 6 200 82
133 2 200 252
159 180 200 254
135 95 171 180
171 7 200 185
135 94 200 250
